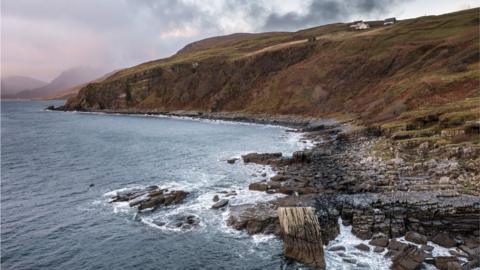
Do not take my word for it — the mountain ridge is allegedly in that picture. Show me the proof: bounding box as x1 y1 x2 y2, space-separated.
61 8 479 127
9 67 106 100
1 76 48 97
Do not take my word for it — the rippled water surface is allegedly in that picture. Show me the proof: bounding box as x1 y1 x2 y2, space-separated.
2 101 400 270
1 101 313 270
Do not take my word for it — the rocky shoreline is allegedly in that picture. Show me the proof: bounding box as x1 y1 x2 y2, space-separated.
226 121 480 269
48 106 479 269
47 105 319 128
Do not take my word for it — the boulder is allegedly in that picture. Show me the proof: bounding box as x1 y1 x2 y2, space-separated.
354 243 370 252
388 239 409 252
369 233 389 247
270 174 287 182
463 259 480 269
291 150 311 163
248 182 268 192
434 256 460 270
391 245 427 270
212 199 229 209
227 203 279 235
432 232 457 248
212 195 219 202
405 231 427 245
374 247 385 253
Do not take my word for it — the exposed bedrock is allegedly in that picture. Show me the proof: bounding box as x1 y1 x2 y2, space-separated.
108 186 189 211
335 192 480 240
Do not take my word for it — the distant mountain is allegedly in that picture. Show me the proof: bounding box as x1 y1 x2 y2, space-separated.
1 76 48 97
14 67 105 99
47 70 119 100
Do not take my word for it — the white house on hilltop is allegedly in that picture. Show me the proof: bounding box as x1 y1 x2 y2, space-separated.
384 17 397 25
349 21 370 30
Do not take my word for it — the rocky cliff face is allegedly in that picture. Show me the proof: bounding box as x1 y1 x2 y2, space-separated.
61 8 479 125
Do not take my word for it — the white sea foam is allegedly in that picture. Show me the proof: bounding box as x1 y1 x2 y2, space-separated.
325 219 392 270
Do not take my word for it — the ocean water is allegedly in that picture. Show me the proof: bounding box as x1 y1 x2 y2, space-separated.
1 101 306 270
1 101 395 270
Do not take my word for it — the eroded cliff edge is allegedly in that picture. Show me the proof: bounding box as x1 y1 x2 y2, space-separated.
59 8 479 127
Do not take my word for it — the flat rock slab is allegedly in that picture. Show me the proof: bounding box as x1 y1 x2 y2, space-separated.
227 203 279 235
108 186 189 211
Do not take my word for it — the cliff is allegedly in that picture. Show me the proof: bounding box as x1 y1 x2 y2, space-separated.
62 8 479 126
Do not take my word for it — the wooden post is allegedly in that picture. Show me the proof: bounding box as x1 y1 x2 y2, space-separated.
278 207 326 269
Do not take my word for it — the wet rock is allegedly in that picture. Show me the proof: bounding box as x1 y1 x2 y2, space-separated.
225 191 237 197
342 257 357 264
391 244 427 270
374 247 385 253
448 249 468 259
357 262 370 268
153 220 166 226
463 259 480 269
248 182 268 192
242 152 282 165
420 245 434 252
459 244 480 260
227 203 279 235
227 158 238 164
155 214 200 230
328 245 346 252
354 243 370 252
270 174 287 182
109 186 189 211
291 150 311 163
434 256 460 270
432 232 457 248
212 199 229 209
212 195 219 202
173 214 200 229
369 233 389 247
405 231 427 245
388 239 409 252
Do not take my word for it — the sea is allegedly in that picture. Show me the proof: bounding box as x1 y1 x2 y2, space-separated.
3 100 443 270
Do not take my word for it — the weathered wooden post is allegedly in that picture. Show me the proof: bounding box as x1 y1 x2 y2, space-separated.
278 207 326 269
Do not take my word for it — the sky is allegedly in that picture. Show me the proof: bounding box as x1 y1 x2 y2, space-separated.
1 0 479 81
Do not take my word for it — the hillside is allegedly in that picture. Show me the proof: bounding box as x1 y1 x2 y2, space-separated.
1 76 47 97
62 8 479 128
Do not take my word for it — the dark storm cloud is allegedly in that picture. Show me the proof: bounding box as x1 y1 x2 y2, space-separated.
2 0 465 80
262 0 405 31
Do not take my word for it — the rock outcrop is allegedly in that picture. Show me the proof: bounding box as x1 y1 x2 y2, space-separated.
108 186 189 211
227 203 280 235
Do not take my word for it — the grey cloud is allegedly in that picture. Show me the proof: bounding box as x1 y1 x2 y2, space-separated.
262 0 406 31
1 0 417 80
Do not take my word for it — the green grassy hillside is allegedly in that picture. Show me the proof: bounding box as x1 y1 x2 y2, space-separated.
63 8 479 131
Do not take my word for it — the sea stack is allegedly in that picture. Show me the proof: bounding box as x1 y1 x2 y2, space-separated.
278 207 325 269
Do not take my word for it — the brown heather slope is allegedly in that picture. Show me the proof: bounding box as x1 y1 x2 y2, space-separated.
62 8 479 127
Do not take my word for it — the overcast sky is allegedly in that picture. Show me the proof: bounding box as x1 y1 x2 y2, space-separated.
1 0 479 81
